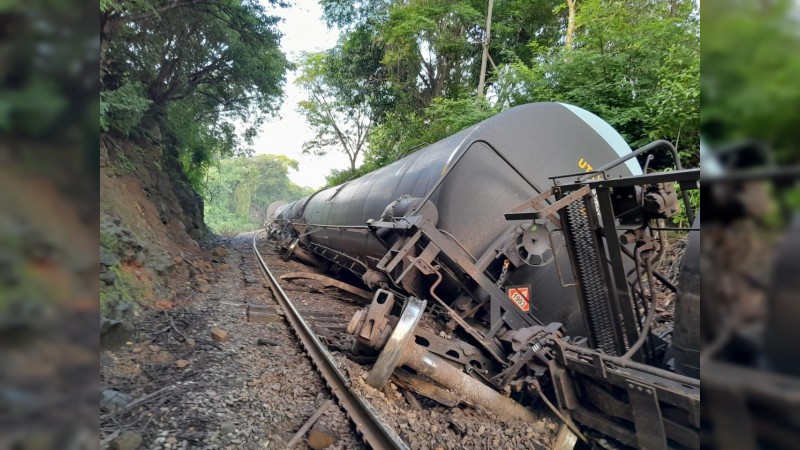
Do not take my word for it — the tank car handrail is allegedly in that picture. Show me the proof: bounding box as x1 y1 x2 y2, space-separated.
607 139 694 224
398 141 430 159
410 138 544 216
295 222 371 229
552 139 695 224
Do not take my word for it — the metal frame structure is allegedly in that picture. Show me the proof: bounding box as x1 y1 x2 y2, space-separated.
503 165 701 448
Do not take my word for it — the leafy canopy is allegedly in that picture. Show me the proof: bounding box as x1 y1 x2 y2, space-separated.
204 154 313 234
310 0 700 186
494 0 700 165
296 50 372 171
101 0 290 190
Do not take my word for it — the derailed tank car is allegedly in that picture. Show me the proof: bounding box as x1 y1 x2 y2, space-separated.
270 102 701 448
272 103 640 335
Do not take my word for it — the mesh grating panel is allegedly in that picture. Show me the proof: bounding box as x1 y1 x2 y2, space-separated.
565 200 618 355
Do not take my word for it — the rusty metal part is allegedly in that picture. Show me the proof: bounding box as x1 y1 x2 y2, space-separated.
496 259 511 287
280 271 373 300
391 369 459 407
412 327 493 377
347 289 397 348
548 338 700 449
283 238 321 267
362 269 389 290
351 292 495 380
532 380 587 444
550 424 579 450
505 184 590 224
305 241 370 278
347 298 539 422
401 344 537 422
386 242 506 364
642 183 679 219
252 232 408 450
400 387 422 410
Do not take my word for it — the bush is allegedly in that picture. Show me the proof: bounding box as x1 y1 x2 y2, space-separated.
100 82 151 135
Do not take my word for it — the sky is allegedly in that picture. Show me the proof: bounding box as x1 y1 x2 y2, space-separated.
251 1 352 190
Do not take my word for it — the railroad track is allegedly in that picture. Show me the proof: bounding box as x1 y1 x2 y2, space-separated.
252 231 409 450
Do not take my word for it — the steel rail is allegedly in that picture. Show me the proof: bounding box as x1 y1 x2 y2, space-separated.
252 231 409 450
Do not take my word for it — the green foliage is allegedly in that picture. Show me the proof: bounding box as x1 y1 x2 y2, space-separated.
100 230 117 252
320 0 564 114
325 165 376 187
99 0 121 13
670 176 700 227
366 97 499 169
100 266 147 316
101 0 290 190
203 154 313 234
494 0 700 166
164 99 239 192
0 1 95 141
379 0 483 105
315 0 700 185
701 0 800 163
100 81 151 135
296 49 373 171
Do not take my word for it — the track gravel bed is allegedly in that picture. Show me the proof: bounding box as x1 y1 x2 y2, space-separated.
102 232 364 449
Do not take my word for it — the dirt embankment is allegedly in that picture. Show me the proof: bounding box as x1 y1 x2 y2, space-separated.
100 135 211 344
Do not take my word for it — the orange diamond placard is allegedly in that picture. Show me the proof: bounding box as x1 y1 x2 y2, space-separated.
507 286 530 312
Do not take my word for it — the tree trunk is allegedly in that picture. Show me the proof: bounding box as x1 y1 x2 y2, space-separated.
566 0 577 50
100 13 119 78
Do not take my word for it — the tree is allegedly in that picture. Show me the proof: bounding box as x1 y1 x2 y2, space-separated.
296 51 372 171
365 96 498 169
315 0 700 183
313 0 567 172
380 0 483 108
702 0 800 163
565 0 577 49
101 0 290 189
204 154 313 233
494 0 700 165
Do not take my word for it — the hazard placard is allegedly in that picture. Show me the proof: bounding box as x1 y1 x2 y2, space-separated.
507 285 531 312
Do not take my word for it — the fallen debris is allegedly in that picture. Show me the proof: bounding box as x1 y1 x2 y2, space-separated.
110 430 142 450
286 399 334 448
257 337 280 346
210 327 228 342
175 359 191 368
197 278 211 293
401 389 422 410
279 271 372 300
101 389 132 414
308 423 339 449
100 385 175 421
